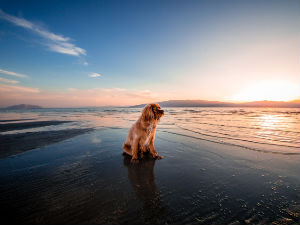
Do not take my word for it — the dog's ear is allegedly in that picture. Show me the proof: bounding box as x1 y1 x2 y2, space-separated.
141 104 154 122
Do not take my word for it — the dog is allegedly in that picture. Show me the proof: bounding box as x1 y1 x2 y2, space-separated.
123 103 164 163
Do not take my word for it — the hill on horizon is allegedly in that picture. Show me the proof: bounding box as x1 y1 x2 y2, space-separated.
3 104 43 110
130 100 300 108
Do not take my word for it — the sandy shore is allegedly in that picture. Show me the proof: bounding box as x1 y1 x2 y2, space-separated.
0 127 299 224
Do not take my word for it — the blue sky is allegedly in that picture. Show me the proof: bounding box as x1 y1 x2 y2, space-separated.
0 0 299 107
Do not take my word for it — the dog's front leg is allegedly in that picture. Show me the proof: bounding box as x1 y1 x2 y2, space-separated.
149 133 163 159
138 135 148 159
131 138 139 163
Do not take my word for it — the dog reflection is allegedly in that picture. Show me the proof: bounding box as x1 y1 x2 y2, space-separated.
123 154 165 222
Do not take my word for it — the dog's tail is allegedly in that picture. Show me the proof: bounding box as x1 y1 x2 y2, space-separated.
122 143 132 156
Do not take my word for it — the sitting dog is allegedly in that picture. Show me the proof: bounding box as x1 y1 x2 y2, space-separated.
123 103 164 163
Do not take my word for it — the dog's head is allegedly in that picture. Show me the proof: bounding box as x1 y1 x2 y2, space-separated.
141 103 164 122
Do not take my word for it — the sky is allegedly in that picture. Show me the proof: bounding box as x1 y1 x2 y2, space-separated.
0 0 299 107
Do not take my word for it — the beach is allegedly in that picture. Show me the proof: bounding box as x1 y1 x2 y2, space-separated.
0 108 299 224
1 0 299 223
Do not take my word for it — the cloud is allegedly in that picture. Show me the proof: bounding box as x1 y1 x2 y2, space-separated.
0 84 39 93
0 77 19 84
0 9 86 56
0 69 28 78
48 42 86 56
89 73 101 78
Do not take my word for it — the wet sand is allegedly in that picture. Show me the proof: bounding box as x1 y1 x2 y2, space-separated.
0 127 299 224
0 120 72 132
0 128 94 158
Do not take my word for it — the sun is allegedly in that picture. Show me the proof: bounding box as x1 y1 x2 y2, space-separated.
230 80 299 102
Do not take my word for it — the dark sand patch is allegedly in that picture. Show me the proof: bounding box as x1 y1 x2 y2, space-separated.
0 119 34 123
0 120 72 132
0 128 94 158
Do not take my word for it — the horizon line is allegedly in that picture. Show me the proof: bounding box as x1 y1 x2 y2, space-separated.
1 99 300 109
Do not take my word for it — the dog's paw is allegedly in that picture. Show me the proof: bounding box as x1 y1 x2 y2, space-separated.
130 158 139 164
156 155 163 160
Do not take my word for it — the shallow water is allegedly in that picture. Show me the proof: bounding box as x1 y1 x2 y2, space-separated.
0 107 299 224
1 107 299 154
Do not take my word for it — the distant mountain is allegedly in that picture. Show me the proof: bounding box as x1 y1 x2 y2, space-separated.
238 100 300 108
131 100 236 108
130 100 300 108
4 104 42 110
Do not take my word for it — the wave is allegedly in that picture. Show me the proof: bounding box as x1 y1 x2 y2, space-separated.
161 130 299 155
173 121 300 134
178 125 300 145
176 125 299 149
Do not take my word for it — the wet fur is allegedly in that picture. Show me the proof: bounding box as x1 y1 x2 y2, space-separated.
123 103 164 163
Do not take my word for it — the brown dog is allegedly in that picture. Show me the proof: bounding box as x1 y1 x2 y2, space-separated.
123 103 164 163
